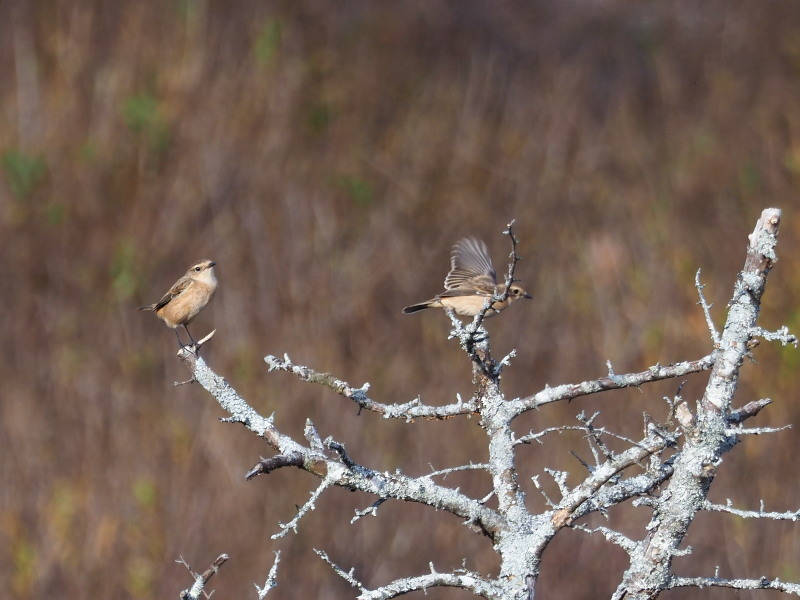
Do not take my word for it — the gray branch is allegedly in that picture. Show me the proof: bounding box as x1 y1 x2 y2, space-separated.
612 208 790 600
179 350 507 538
254 551 281 599
511 355 715 413
704 498 800 521
178 553 229 600
174 208 797 599
695 269 721 346
265 353 480 420
669 575 800 594
551 423 679 528
358 570 505 600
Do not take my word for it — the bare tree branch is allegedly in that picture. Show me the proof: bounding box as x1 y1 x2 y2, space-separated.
728 398 772 424
357 566 505 600
669 575 800 594
613 208 789 600
512 355 715 413
178 553 229 600
695 270 721 346
254 552 281 599
703 498 800 521
551 423 678 528
175 208 797 599
265 353 480 420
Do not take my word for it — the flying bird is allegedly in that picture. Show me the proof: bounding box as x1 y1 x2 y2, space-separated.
402 238 531 317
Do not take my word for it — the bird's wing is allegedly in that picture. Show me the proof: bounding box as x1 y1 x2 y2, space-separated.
444 238 497 290
154 277 192 310
438 282 495 298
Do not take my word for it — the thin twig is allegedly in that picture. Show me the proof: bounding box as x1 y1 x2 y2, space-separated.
670 575 800 594
315 548 367 592
178 553 229 600
272 476 335 539
704 498 800 520
695 270 720 346
254 551 281 599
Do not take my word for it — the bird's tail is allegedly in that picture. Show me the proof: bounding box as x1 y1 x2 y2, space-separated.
402 302 431 314
138 304 157 312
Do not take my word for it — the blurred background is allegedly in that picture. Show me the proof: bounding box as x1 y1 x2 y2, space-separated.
1 1 799 598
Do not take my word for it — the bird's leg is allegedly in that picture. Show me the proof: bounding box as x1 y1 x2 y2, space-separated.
183 324 197 344
182 324 200 355
173 326 198 355
173 328 187 348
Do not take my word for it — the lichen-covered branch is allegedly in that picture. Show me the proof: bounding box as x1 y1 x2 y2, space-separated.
315 547 506 599
612 208 788 600
264 353 480 420
669 575 800 594
178 352 507 538
512 355 715 413
359 570 505 600
255 552 281 599
703 499 800 521
551 423 679 528
178 553 229 600
174 208 797 599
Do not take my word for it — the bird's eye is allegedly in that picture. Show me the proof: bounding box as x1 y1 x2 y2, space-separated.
512 288 519 295
194 266 202 272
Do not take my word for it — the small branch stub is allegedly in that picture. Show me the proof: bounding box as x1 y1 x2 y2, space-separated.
246 452 305 480
175 329 217 385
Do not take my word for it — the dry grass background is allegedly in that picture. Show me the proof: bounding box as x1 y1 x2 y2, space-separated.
1 1 800 598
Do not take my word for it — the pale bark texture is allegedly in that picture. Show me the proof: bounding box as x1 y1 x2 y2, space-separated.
178 209 797 599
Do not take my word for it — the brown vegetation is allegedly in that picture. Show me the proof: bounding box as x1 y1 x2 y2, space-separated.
1 1 799 598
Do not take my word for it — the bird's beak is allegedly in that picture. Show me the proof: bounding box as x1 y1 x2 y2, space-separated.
524 293 533 299
209 261 217 267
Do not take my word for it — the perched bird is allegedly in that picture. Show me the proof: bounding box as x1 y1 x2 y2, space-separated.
402 238 531 317
139 259 218 346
